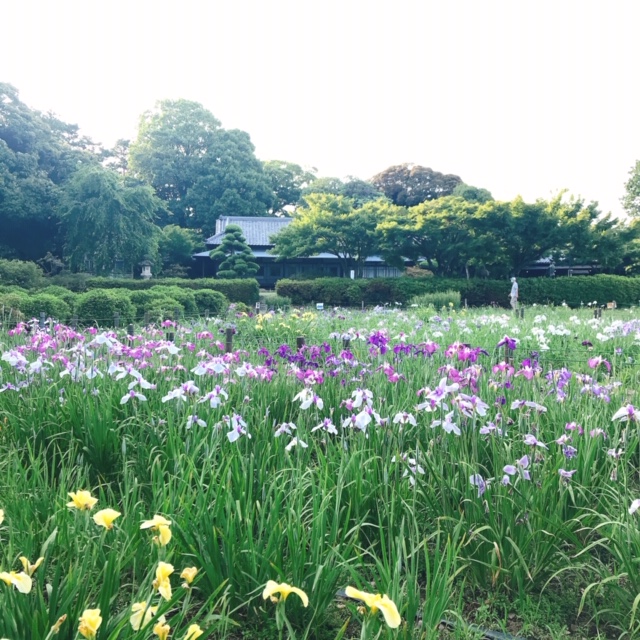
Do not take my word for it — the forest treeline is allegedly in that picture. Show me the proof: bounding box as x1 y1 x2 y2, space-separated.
2 81 640 279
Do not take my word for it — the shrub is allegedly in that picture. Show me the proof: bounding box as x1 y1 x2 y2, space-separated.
20 294 71 322
85 277 259 304
259 293 291 310
76 290 135 326
193 290 229 316
149 286 197 316
0 259 44 289
144 298 185 324
38 286 78 309
47 272 92 292
411 290 461 309
0 292 30 323
277 275 640 308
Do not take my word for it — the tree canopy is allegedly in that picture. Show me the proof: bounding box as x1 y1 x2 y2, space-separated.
129 99 274 233
623 160 640 218
59 166 162 275
370 163 463 206
263 160 317 214
271 194 402 276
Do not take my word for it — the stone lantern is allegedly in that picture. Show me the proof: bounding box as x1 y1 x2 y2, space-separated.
140 260 152 280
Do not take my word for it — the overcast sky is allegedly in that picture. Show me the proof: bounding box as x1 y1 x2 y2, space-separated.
2 0 639 216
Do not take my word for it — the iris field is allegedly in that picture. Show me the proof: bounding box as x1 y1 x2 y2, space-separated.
1 305 639 639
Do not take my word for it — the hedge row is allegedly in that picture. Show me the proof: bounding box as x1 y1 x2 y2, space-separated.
0 286 229 325
276 275 640 308
85 277 259 305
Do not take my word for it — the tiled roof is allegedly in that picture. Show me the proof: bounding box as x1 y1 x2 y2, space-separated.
206 216 292 247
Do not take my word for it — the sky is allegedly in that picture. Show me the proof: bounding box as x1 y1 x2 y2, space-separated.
2 0 639 217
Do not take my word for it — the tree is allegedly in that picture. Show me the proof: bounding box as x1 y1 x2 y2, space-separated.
0 83 100 261
129 99 275 233
209 224 259 278
452 183 493 203
622 160 640 218
102 139 131 176
263 160 316 214
300 176 384 207
158 225 203 277
59 166 162 275
271 194 400 276
379 197 511 278
371 163 462 206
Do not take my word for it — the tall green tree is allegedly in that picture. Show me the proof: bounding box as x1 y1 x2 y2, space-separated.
371 163 462 206
452 183 493 203
209 224 259 278
158 224 203 277
271 194 400 276
0 83 99 261
263 160 316 213
129 99 275 233
59 166 162 275
622 159 640 218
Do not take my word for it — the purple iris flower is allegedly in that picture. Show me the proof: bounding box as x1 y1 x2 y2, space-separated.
524 434 548 449
469 474 487 497
588 356 611 372
497 335 517 350
559 469 577 480
563 445 578 459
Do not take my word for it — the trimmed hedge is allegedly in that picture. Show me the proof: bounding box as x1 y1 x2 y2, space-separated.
276 275 640 308
0 259 44 289
76 290 136 326
85 277 259 305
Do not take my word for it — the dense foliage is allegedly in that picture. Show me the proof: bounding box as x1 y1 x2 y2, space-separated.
209 225 259 279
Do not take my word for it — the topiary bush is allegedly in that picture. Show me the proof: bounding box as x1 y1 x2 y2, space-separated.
193 290 229 316
76 290 135 326
144 298 185 324
20 294 71 322
149 286 198 316
38 286 78 310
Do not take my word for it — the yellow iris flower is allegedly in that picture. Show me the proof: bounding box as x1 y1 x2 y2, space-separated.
153 621 171 640
78 608 102 639
345 586 401 628
130 602 165 630
92 508 121 530
180 566 198 585
153 562 174 601
67 490 98 511
19 555 44 576
183 623 204 639
0 570 32 594
262 580 309 607
141 515 172 546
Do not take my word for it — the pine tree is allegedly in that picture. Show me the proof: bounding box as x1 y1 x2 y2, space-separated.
209 225 259 279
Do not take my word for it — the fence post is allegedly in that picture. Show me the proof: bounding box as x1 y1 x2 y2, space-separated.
296 336 305 351
127 323 134 339
225 327 234 353
39 312 45 330
144 311 150 326
71 315 78 330
173 307 180 324
114 312 120 329
343 337 351 351
205 309 210 321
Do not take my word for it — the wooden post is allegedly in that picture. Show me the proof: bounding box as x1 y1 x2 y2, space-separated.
71 315 78 330
343 337 351 350
296 336 305 351
225 327 234 353
464 298 468 310
127 323 134 338
39 312 45 330
144 311 150 326
114 312 120 329
173 307 180 324
205 309 210 321
166 331 175 342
